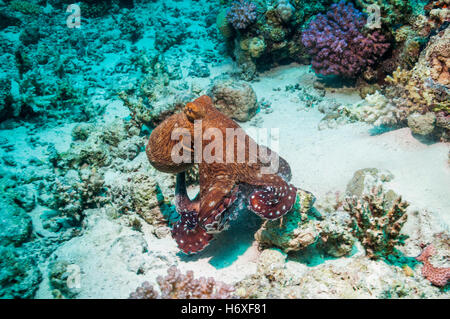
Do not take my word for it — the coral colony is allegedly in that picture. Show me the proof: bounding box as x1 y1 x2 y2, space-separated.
0 0 449 300
226 0 258 30
302 1 390 78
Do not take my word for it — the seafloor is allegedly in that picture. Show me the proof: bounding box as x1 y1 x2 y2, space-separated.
0 0 449 299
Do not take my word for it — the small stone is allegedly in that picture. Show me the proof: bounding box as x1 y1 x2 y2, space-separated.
407 112 436 136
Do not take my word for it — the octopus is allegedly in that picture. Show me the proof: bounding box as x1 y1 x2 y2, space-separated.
146 95 297 254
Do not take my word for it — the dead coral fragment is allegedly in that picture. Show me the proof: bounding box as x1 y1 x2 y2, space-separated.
344 186 409 260
129 266 236 299
416 244 450 287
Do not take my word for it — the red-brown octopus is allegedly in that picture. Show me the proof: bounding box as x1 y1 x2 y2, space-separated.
146 95 297 254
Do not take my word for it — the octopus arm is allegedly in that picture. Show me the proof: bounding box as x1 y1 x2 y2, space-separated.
175 172 199 214
172 172 211 254
242 171 297 220
171 211 213 254
198 164 239 233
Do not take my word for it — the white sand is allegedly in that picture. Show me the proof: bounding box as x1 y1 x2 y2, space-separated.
243 64 450 228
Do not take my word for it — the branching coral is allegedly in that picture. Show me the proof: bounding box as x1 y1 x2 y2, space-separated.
227 0 258 29
416 244 450 287
344 186 409 260
302 1 390 78
129 266 236 299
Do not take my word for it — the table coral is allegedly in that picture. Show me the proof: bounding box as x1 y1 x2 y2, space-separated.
344 186 409 260
302 1 390 78
129 266 235 299
416 244 450 287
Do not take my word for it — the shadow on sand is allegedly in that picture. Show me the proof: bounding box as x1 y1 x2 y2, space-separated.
178 209 262 269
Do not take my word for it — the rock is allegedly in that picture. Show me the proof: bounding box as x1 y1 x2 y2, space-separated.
0 10 21 30
208 78 258 122
10 184 36 212
48 260 80 298
257 248 286 274
254 189 319 253
407 112 436 136
0 200 32 246
345 168 394 198
188 60 210 78
71 123 95 141
0 246 42 299
318 211 355 257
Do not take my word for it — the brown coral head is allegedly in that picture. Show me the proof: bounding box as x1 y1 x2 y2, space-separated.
184 95 213 122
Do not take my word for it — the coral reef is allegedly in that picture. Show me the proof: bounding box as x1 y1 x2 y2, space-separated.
0 245 42 298
302 1 390 78
0 0 448 301
129 266 235 299
119 10 144 42
355 0 413 32
344 186 409 260
384 27 450 140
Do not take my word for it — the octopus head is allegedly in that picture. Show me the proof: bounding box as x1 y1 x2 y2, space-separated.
184 95 213 122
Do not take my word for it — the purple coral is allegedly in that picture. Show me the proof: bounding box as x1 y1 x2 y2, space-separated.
302 1 390 78
129 266 236 299
227 0 257 30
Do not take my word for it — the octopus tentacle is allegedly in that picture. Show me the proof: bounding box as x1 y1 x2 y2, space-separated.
171 211 213 254
248 183 297 220
198 164 239 233
172 172 212 254
235 145 297 219
175 172 199 214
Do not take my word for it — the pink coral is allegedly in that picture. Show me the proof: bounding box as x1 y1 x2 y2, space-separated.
129 266 236 299
416 244 450 287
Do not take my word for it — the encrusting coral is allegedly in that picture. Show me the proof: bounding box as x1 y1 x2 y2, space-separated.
129 266 236 299
344 186 409 260
416 244 450 287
